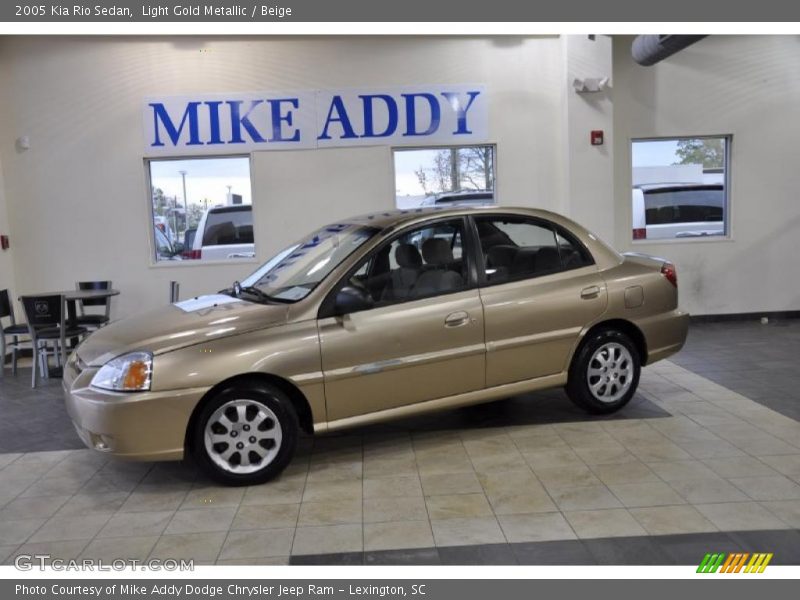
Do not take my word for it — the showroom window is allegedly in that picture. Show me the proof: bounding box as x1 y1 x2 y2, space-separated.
393 145 496 209
631 136 730 241
147 156 254 262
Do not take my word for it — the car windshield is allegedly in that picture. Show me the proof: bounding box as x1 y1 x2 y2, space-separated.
239 223 379 302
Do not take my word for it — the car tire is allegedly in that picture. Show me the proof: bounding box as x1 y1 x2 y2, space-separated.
190 381 298 486
566 329 641 415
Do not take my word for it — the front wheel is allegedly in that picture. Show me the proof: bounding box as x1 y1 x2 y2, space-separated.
190 382 298 486
566 329 641 414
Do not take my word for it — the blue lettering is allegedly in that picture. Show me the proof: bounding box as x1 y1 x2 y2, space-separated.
227 100 266 144
149 102 203 147
318 96 358 140
402 93 441 137
267 98 301 143
204 101 224 145
441 91 481 135
359 94 398 138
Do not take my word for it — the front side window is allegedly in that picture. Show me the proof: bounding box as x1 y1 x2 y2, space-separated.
239 223 378 302
394 146 496 209
148 156 253 262
631 136 729 241
475 217 592 284
344 219 469 308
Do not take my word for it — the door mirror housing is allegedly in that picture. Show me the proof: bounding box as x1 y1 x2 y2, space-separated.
334 285 373 316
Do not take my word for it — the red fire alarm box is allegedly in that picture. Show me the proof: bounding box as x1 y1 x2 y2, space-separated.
0 235 8 250
591 130 604 146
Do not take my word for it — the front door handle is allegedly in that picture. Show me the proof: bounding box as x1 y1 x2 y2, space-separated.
580 285 601 299
444 311 471 328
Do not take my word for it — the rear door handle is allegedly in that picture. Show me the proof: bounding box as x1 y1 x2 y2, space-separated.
580 285 601 299
444 311 471 328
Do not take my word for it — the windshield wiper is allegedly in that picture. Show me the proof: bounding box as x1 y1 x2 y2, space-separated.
239 285 273 301
224 280 296 304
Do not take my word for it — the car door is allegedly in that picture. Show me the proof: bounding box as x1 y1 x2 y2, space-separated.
473 215 608 388
317 217 486 422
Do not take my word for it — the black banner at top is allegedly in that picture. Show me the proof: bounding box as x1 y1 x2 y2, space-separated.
1 0 799 22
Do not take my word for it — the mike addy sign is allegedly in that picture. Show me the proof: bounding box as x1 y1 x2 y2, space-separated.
143 85 488 155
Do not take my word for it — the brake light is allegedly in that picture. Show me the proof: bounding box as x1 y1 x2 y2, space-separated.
185 249 201 260
633 228 646 240
661 262 677 287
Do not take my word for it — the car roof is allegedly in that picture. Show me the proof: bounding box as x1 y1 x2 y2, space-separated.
347 205 581 231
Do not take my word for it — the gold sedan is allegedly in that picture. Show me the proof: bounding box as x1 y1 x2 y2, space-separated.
63 207 688 485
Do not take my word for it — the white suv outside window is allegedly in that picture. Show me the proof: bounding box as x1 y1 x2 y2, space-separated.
632 183 725 240
190 205 255 260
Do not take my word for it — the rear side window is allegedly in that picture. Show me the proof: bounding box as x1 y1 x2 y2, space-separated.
475 217 592 284
644 186 724 225
203 207 254 246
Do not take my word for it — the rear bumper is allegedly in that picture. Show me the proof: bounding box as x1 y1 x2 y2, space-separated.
638 309 690 365
62 356 207 461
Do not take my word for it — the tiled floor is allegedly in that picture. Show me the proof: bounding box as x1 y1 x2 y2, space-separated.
0 320 799 565
671 319 800 420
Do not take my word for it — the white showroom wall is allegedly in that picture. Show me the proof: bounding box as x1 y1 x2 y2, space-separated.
0 156 14 297
0 35 573 319
612 35 800 315
562 34 615 242
4 35 791 320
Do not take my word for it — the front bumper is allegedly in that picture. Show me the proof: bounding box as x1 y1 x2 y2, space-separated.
63 354 207 461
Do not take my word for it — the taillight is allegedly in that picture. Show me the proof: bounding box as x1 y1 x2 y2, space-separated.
661 262 677 287
633 228 647 240
186 249 201 260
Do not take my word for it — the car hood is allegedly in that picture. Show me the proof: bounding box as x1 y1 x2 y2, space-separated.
77 294 290 367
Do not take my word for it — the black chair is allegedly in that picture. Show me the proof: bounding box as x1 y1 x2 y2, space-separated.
75 281 112 330
0 289 29 378
20 294 88 388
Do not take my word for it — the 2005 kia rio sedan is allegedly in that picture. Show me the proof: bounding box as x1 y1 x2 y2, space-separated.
64 207 689 485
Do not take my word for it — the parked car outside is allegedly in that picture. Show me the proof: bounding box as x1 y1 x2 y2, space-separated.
181 228 197 259
188 204 255 260
65 207 689 485
420 189 494 206
632 183 724 240
154 226 182 261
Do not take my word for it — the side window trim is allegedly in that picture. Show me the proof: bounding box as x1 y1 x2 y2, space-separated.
318 216 477 319
469 213 595 288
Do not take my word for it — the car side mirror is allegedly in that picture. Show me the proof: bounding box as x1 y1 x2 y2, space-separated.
334 285 373 316
172 242 184 255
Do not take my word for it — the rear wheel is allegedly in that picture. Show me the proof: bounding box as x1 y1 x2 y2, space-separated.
191 382 298 486
566 329 641 414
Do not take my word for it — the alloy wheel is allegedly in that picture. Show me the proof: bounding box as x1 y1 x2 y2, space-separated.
586 342 634 403
203 399 282 474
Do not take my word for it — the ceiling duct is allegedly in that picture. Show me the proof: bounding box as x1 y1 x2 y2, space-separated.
631 35 707 66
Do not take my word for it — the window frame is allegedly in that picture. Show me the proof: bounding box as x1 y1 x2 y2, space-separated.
468 214 596 288
144 153 258 267
391 144 499 209
318 215 479 319
630 134 732 244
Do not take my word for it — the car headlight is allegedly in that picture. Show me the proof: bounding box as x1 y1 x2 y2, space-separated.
91 351 153 392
